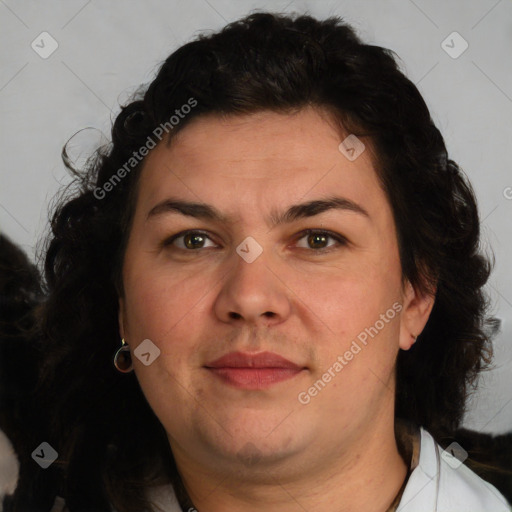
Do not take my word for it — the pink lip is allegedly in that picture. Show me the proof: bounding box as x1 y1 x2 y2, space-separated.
204 351 305 389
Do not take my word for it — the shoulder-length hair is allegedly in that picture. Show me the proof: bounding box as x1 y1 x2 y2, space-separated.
5 12 496 512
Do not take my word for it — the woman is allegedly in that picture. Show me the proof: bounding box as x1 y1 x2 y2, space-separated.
3 12 510 512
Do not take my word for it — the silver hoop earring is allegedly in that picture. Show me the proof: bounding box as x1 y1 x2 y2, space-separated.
114 338 133 373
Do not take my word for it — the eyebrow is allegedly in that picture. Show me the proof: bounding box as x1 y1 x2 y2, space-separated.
146 196 370 226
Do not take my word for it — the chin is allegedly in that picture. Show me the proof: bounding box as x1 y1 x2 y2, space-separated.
197 415 305 464
234 438 295 465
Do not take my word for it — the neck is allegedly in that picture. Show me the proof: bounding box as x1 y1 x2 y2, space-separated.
173 417 409 512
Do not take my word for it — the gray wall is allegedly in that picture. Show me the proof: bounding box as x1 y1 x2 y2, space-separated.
1 0 511 438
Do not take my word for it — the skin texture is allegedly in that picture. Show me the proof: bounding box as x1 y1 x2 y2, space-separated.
119 107 435 511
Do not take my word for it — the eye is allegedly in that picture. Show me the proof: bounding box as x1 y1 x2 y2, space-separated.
164 230 217 250
294 229 347 251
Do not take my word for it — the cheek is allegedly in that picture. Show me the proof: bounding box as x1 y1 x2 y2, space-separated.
121 263 218 388
122 270 203 404
313 265 397 335
123 282 170 340
123 259 206 339
305 262 402 392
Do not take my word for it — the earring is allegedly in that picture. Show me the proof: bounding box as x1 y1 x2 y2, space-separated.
114 338 133 373
411 334 418 344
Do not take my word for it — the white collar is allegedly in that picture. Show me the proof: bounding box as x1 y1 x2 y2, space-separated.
397 427 510 512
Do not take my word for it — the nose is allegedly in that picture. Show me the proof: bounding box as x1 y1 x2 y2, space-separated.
213 246 291 327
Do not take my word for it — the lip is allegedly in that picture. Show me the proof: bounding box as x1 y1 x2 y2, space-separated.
204 351 306 389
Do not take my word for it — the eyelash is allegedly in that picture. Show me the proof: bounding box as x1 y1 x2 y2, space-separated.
163 229 348 253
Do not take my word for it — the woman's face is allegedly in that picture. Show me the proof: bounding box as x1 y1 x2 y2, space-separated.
118 107 432 477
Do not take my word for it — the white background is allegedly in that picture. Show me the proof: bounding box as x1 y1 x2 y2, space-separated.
0 0 510 444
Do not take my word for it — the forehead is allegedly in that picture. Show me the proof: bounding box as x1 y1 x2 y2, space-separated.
135 108 388 224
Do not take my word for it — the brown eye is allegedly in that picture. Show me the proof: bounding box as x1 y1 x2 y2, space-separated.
165 231 216 250
307 233 329 249
183 232 206 249
295 230 347 251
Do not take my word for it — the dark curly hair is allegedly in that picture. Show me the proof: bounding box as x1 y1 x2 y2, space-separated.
5 11 499 512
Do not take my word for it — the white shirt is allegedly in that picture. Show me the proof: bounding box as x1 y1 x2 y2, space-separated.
396 428 510 512
39 427 512 511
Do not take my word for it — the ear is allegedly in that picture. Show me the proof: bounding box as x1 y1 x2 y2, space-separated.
398 280 436 351
118 297 126 340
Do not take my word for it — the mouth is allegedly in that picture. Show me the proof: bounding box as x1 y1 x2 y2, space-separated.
204 351 307 389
